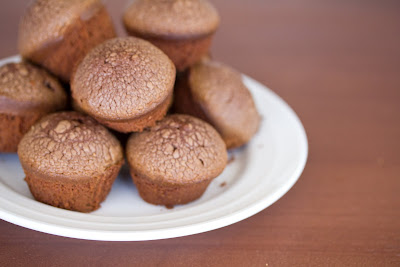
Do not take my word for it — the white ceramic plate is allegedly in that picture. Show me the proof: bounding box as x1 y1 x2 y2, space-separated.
0 55 308 241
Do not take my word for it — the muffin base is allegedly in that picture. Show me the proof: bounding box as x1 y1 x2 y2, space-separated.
26 6 115 82
130 170 212 206
126 30 214 71
95 92 173 133
0 112 42 152
24 161 123 212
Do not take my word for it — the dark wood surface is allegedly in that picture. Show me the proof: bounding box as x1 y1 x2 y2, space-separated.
1 0 399 266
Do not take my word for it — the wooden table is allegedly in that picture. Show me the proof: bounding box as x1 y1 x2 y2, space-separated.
1 0 399 266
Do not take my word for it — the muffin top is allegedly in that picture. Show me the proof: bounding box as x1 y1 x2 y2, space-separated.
0 62 66 113
18 0 103 56
72 37 175 121
123 0 220 38
188 60 260 145
127 114 227 184
18 112 123 179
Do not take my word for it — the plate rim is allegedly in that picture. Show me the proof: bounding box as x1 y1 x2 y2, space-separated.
0 55 308 241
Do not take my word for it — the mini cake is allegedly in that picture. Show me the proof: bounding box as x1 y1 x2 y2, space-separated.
0 62 67 152
71 37 176 133
123 0 220 71
126 114 227 206
18 112 124 212
18 0 116 81
174 60 260 149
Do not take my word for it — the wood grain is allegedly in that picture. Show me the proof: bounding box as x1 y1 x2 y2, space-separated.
0 0 399 266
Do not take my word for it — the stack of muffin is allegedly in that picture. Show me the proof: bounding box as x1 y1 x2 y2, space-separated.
0 0 260 212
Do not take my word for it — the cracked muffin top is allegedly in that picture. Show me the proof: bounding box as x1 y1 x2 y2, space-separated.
126 114 227 184
0 62 66 113
123 0 220 38
71 37 175 121
18 111 123 179
18 0 103 56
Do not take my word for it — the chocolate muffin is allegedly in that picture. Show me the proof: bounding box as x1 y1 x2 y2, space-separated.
123 0 220 71
18 0 116 81
126 114 227 206
71 37 176 133
0 62 67 152
18 112 124 212
174 60 260 149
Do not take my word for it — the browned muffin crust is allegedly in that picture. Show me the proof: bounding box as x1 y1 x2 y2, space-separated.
131 33 215 72
123 0 220 71
0 113 43 153
18 112 124 212
0 62 66 112
71 37 176 133
25 161 121 212
18 0 116 81
174 60 261 149
130 171 213 207
96 92 174 133
0 62 67 152
123 0 219 38
127 114 227 206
